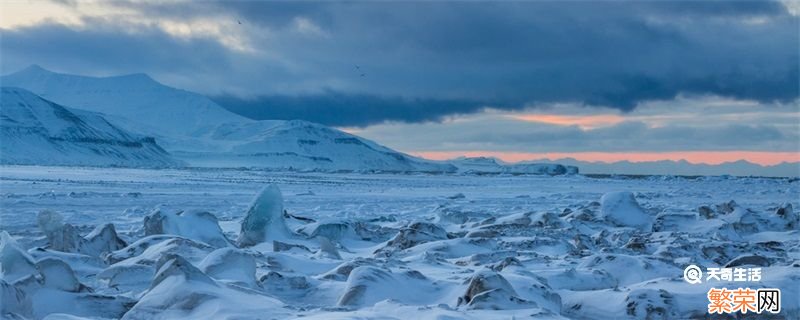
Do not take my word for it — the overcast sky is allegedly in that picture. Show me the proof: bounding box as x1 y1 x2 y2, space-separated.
1 0 798 165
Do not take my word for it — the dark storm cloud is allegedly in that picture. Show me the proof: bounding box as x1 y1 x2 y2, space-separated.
212 0 799 125
0 20 235 82
1 0 797 126
211 92 488 127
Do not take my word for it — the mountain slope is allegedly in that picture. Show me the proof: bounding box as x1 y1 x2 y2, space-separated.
1 66 455 172
174 119 456 172
226 120 454 172
0 87 180 167
2 65 246 138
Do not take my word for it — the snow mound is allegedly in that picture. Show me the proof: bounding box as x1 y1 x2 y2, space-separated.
652 211 697 232
724 254 770 267
599 192 652 229
103 235 186 264
238 185 292 246
273 241 311 253
315 236 342 260
150 254 215 289
98 236 216 295
104 236 215 268
36 257 83 292
435 206 490 224
578 254 679 287
82 224 127 256
501 271 562 314
144 209 231 248
375 222 448 256
458 270 535 310
122 254 287 319
624 289 677 319
98 264 152 295
775 202 798 229
198 248 257 287
297 220 353 241
36 210 83 254
337 266 438 307
319 258 376 281
36 211 127 256
544 267 617 291
5 239 133 319
0 231 38 283
1 279 33 319
259 271 311 294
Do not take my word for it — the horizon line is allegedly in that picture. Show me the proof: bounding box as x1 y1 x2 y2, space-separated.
411 151 800 167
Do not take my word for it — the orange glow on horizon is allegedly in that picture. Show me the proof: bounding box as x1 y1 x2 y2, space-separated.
510 114 627 129
412 151 800 166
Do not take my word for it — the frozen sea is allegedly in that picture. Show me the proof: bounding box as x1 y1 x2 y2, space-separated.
1 165 798 319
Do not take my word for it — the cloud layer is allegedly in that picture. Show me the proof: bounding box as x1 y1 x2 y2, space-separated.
350 96 799 154
1 0 797 167
1 0 797 126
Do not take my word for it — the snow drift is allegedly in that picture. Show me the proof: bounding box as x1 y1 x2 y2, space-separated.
599 191 652 229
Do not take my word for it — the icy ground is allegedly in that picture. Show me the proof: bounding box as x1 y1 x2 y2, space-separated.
1 165 798 319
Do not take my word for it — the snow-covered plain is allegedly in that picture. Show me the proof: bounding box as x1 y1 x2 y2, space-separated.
1 165 798 319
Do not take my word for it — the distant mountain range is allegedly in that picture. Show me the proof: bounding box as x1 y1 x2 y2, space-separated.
522 158 799 178
449 156 578 175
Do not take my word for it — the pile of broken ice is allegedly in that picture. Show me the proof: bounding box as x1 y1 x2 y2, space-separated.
2 186 798 319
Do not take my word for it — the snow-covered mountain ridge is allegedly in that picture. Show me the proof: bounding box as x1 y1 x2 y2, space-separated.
2 65 246 138
0 87 180 167
1 66 459 173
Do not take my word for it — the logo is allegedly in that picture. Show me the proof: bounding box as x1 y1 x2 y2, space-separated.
683 264 703 284
683 265 763 285
707 288 781 315
758 289 781 314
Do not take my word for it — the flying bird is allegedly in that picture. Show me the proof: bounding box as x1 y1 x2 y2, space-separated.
360 73 365 77
238 20 242 25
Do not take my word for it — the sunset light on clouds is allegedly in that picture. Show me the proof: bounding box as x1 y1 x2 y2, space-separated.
349 95 799 172
509 114 626 129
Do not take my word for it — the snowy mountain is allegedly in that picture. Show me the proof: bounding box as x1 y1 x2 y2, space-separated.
0 87 180 167
1 66 455 172
1 65 245 138
178 120 457 172
450 156 579 175
218 120 454 172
